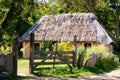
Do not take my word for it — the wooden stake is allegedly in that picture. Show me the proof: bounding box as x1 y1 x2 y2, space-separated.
29 33 35 73
73 35 77 67
12 38 18 75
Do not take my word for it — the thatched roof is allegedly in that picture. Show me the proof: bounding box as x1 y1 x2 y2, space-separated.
18 13 113 45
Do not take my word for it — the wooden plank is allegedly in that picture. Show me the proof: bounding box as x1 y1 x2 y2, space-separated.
34 56 73 60
34 68 52 71
35 51 55 54
57 51 73 54
35 51 73 54
34 66 68 71
34 61 73 65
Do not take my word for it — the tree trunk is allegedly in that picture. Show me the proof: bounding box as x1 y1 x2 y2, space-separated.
1 1 16 30
1 0 24 30
116 9 119 41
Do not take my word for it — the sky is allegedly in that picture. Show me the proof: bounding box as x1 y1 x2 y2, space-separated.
35 0 49 2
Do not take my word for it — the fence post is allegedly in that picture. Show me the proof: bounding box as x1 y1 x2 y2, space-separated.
73 35 77 67
29 33 35 73
12 37 18 75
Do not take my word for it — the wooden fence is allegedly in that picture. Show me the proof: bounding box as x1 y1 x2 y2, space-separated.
34 50 75 70
29 33 77 73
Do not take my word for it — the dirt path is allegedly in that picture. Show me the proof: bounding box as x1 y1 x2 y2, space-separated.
18 68 120 80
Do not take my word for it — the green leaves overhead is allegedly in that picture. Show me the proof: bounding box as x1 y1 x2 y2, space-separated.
0 0 119 52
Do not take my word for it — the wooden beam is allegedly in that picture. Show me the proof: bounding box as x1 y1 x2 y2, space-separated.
29 33 35 74
73 35 77 67
12 37 18 75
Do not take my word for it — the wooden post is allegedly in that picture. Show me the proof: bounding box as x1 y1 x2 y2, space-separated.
12 37 18 75
73 35 77 67
29 33 35 73
53 42 57 68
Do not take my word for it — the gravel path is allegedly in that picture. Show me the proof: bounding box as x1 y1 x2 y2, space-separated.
18 69 120 80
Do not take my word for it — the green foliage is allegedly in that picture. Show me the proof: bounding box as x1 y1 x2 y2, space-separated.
57 42 73 51
113 40 120 52
0 0 120 53
96 53 119 70
84 45 108 61
87 45 108 54
77 44 119 69
40 41 53 51
77 46 86 55
77 45 108 65
76 46 86 61
0 32 12 54
0 65 6 73
34 67 94 77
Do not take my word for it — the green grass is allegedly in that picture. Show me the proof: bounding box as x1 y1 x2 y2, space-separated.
5 57 120 80
17 58 119 78
18 59 95 77
34 67 94 78
18 59 29 75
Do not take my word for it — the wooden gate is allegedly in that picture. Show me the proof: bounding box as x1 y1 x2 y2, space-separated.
34 51 75 71
29 33 77 73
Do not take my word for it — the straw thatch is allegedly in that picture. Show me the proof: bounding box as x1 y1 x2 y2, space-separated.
18 13 113 45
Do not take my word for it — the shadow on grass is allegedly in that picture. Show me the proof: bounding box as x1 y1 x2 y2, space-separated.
5 66 120 80
32 64 120 78
33 67 80 78
86 65 119 75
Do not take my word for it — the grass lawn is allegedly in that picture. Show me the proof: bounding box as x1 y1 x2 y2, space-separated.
18 59 29 75
4 57 119 80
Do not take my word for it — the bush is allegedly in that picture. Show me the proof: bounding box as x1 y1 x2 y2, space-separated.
57 41 73 51
96 53 119 70
77 44 119 69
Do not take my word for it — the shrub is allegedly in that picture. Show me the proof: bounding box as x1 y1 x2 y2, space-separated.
0 45 11 54
57 41 73 51
40 41 53 51
96 53 119 70
77 44 119 69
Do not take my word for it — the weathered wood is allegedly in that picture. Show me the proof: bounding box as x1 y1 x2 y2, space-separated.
84 53 98 68
34 61 73 65
34 56 73 60
53 43 58 68
35 50 73 54
77 54 84 68
73 35 77 67
38 54 53 64
35 50 55 54
57 51 73 54
31 43 74 71
12 38 18 75
29 33 35 73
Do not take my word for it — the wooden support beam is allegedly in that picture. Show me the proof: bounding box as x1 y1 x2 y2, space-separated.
73 35 77 67
12 38 18 75
29 33 35 74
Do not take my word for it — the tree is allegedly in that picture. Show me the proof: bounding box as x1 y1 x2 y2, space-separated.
109 0 120 41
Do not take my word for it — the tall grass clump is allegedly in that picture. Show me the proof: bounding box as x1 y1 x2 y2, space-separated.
77 44 119 70
96 53 119 70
